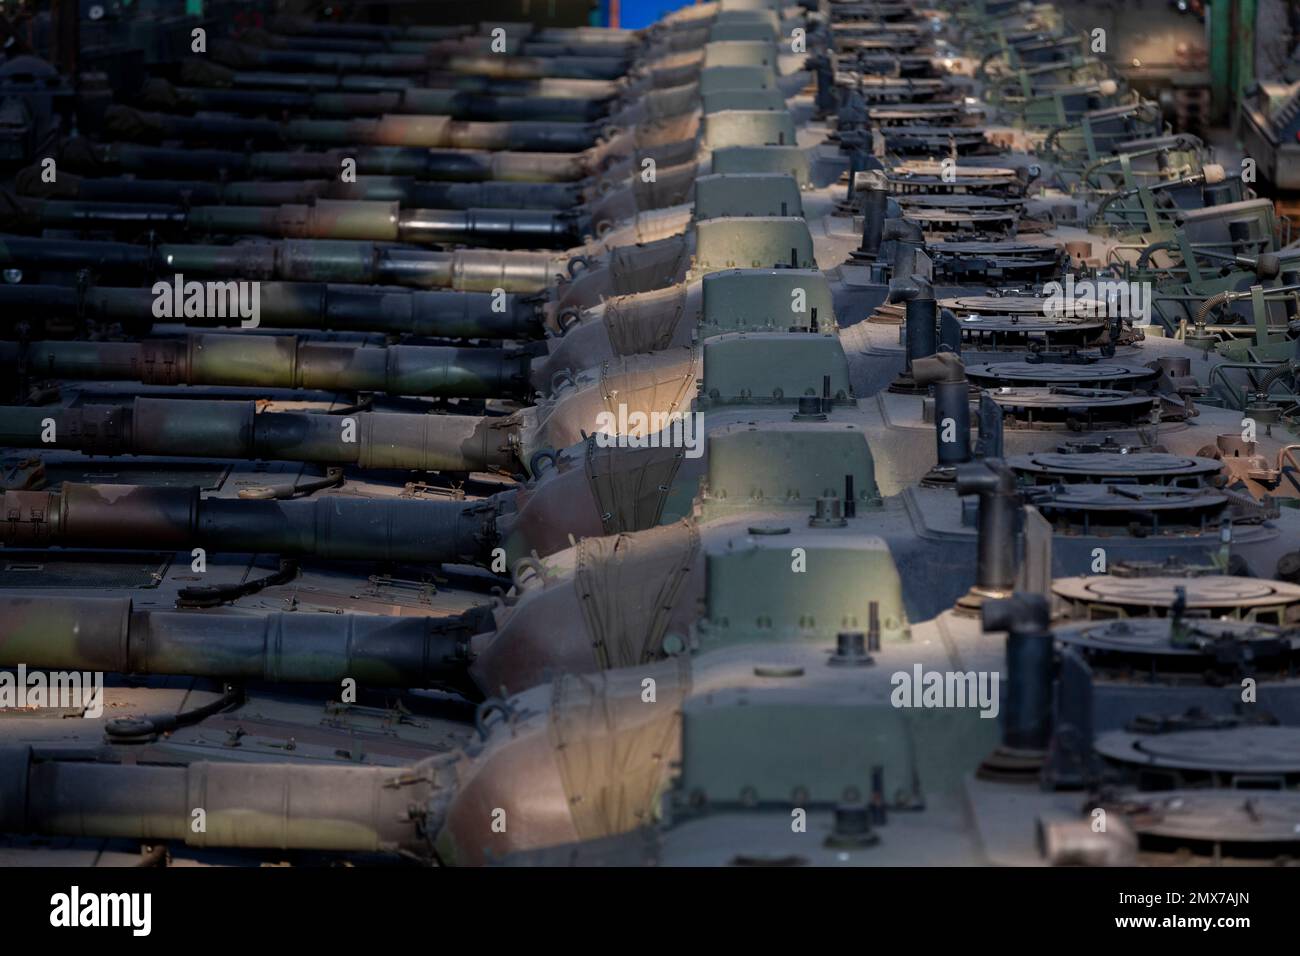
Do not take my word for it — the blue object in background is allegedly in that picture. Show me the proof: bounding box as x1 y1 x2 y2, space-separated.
597 0 695 29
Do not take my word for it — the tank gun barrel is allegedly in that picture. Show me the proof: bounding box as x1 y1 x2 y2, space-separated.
4 196 579 248
0 747 438 855
0 595 484 688
65 142 593 183
208 40 630 80
266 15 643 47
162 60 628 101
0 237 563 293
0 484 501 565
18 168 585 211
0 399 519 473
103 105 604 152
241 25 640 60
11 335 531 400
139 82 611 123
0 281 542 340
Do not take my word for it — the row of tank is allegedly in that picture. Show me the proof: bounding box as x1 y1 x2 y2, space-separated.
0 0 1299 865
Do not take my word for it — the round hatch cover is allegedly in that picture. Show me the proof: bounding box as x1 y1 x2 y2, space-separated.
1011 451 1221 483
1055 616 1297 663
882 125 984 137
1114 790 1300 844
889 175 1020 191
894 163 1018 179
1052 575 1300 622
932 241 1053 257
1095 726 1300 775
902 209 1017 226
966 361 1158 388
896 194 1024 210
870 104 966 120
988 387 1155 427
941 295 1112 317
956 314 1108 348
1032 483 1225 515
